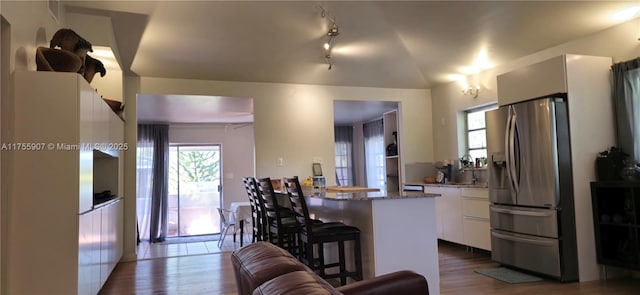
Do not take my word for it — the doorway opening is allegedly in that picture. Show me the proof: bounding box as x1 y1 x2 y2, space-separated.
333 100 400 190
168 144 221 237
135 93 254 259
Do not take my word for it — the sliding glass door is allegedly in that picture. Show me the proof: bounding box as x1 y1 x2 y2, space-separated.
168 145 221 237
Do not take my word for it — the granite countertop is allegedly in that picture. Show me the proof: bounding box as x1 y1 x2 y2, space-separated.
405 182 489 189
303 189 440 201
93 196 123 209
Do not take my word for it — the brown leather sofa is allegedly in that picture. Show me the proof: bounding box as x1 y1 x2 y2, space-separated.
231 242 430 295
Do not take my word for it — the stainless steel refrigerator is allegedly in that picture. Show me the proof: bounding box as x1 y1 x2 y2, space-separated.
486 94 579 281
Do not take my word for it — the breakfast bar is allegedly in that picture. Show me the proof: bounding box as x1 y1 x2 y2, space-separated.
303 189 441 295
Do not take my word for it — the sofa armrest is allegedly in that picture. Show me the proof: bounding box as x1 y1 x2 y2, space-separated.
336 270 429 295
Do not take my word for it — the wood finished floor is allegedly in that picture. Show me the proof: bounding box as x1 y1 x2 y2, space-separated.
100 241 640 295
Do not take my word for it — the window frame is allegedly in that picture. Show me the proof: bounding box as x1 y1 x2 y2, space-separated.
465 104 498 162
334 140 353 186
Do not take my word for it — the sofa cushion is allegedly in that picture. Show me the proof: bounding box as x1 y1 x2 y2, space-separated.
232 242 429 295
336 270 429 295
231 242 308 295
252 270 343 295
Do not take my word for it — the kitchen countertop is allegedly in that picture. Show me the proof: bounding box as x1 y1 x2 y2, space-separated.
93 196 123 209
405 182 488 189
303 189 440 201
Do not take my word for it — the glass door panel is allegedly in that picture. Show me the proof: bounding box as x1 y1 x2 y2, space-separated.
168 145 221 237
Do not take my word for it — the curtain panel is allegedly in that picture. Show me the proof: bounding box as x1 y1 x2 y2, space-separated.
612 58 640 163
363 119 385 191
137 124 170 242
334 126 355 186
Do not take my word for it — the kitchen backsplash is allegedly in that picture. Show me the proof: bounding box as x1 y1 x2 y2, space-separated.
405 161 488 185
405 162 437 183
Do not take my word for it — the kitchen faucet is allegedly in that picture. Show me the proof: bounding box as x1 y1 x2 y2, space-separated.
471 167 477 184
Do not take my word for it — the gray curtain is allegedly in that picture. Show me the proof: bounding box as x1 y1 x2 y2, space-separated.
334 126 355 186
363 119 385 190
137 124 169 243
612 58 640 163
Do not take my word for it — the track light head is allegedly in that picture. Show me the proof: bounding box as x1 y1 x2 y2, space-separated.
327 23 339 36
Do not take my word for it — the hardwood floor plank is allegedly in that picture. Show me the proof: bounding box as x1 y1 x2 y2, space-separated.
438 242 640 295
101 241 640 294
99 252 238 295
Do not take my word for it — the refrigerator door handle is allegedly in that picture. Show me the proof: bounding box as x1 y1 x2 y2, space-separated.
506 106 519 197
492 231 556 247
491 206 555 217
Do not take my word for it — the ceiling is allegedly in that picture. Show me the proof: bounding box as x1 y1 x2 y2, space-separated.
137 94 254 123
64 1 640 123
334 100 398 125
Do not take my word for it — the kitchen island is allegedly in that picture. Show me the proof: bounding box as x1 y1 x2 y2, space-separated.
303 190 441 295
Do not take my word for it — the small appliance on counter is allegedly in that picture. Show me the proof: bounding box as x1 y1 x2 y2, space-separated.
435 163 453 183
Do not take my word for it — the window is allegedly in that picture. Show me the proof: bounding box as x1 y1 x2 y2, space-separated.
334 126 354 186
363 119 386 191
466 105 497 162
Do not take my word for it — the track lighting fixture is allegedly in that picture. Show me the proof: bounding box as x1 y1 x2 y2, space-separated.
319 6 339 70
323 42 331 51
327 23 339 37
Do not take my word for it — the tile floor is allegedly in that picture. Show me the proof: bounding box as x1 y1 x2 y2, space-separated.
136 233 251 260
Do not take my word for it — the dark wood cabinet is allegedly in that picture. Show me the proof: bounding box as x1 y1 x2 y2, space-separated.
591 181 640 269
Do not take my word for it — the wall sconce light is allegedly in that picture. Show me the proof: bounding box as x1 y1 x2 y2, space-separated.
462 86 480 98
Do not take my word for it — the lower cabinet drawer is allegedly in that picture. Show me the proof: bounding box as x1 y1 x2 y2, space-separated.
463 217 491 251
491 229 561 278
462 198 489 219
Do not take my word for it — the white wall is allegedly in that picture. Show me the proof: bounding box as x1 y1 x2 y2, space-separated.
0 1 63 291
135 79 434 183
121 75 140 261
431 18 640 163
168 124 255 210
1 1 62 72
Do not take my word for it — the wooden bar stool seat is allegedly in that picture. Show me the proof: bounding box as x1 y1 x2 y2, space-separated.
255 177 300 256
283 176 363 286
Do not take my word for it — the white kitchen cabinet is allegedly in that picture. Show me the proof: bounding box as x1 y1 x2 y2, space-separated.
79 208 101 295
100 199 124 286
461 188 491 251
425 186 463 245
5 71 124 295
425 186 490 250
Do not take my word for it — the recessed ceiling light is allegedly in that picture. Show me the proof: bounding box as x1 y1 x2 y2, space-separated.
611 6 640 22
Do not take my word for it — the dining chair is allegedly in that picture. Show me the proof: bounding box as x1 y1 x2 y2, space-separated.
255 177 300 256
283 176 363 286
217 207 238 248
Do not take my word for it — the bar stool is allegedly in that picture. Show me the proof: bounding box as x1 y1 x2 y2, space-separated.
283 176 363 286
255 177 300 256
242 177 264 243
